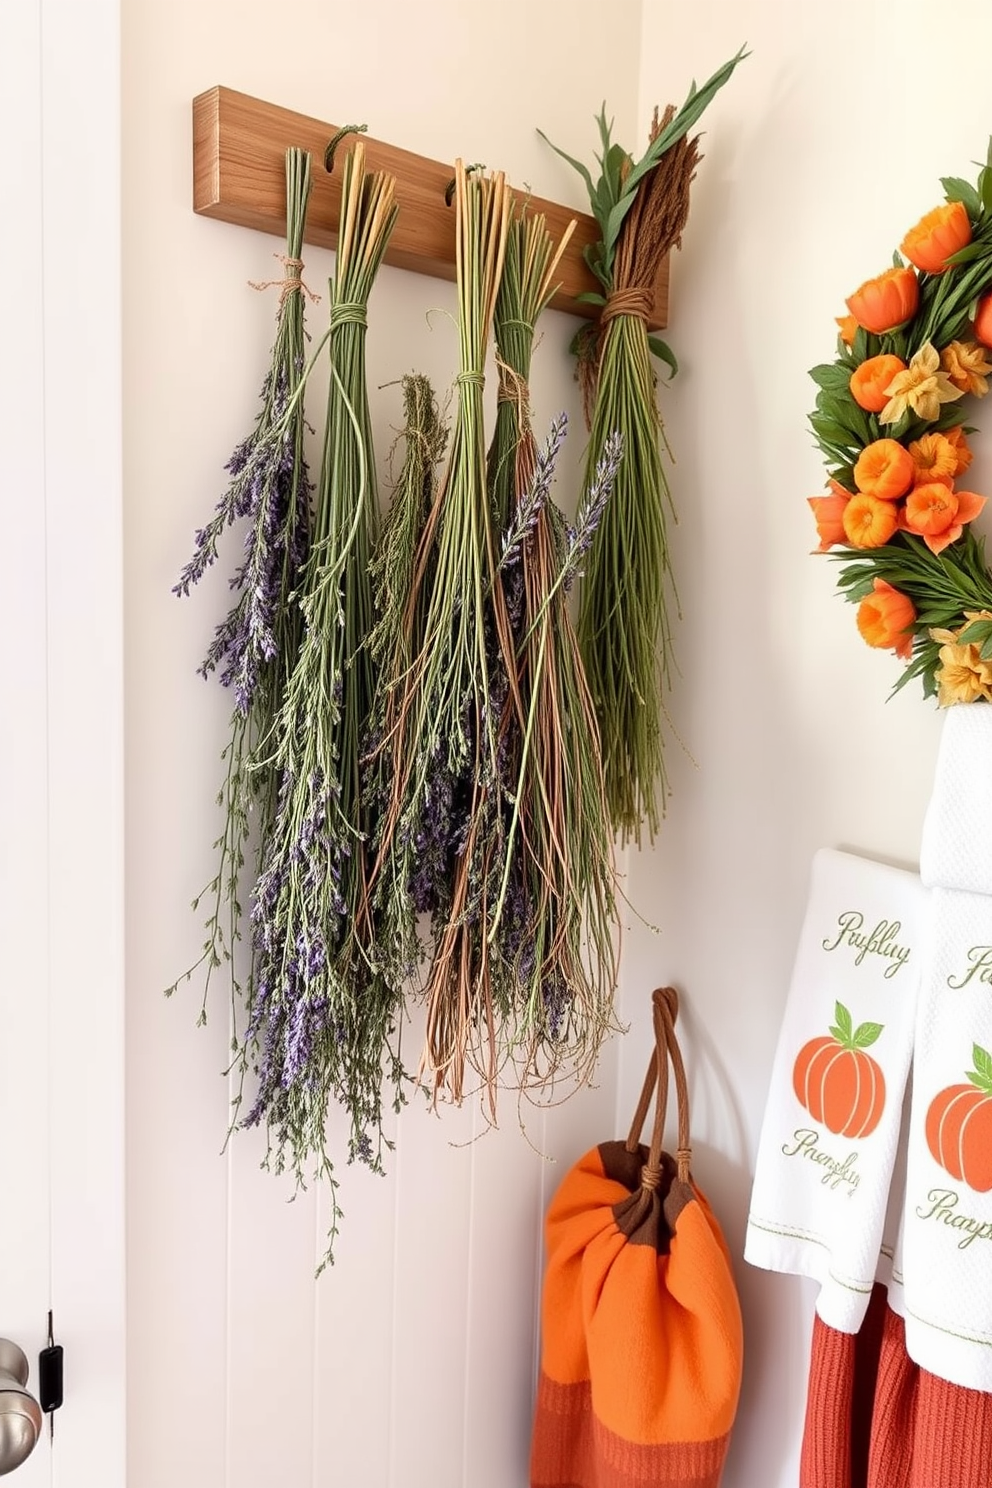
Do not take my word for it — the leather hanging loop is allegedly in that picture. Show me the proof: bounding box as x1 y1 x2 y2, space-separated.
624 986 692 1190
656 988 693 1184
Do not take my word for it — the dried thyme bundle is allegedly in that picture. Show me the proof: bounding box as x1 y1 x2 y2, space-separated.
543 51 745 842
170 146 315 1019
245 140 399 1256
486 208 621 1090
365 373 448 988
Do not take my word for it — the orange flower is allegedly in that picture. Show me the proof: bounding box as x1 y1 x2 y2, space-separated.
945 424 973 476
903 482 959 538
908 432 958 488
836 314 858 346
808 479 851 550
941 340 992 397
901 484 986 554
846 267 919 334
974 293 992 348
853 438 916 500
900 201 972 274
842 493 899 549
857 579 916 660
850 355 907 413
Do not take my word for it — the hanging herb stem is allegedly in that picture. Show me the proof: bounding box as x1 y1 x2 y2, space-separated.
244 140 399 1264
169 146 315 1027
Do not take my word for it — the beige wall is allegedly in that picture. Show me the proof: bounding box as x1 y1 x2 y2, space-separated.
624 1 990 1483
123 3 641 1486
124 0 992 1483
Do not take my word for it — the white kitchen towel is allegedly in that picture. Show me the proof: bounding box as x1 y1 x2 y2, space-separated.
745 847 925 1333
920 702 992 894
901 884 992 1390
875 1077 912 1304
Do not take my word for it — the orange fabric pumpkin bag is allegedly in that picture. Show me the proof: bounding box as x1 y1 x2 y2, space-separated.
530 987 744 1488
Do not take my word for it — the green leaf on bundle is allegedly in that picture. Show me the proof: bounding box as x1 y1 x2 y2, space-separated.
540 47 748 287
957 618 992 647
648 335 678 378
809 363 855 393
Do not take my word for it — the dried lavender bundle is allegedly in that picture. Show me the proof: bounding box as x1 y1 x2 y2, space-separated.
372 162 512 1106
485 209 622 1090
244 141 399 1259
169 146 314 1021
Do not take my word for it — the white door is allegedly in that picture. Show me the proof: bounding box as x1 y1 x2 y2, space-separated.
1 1 125 1484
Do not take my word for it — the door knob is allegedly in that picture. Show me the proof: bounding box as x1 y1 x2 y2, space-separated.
0 1341 42 1477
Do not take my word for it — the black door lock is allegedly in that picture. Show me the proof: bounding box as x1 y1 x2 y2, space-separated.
38 1311 63 1436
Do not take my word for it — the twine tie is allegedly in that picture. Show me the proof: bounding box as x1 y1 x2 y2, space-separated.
600 287 654 326
249 254 320 306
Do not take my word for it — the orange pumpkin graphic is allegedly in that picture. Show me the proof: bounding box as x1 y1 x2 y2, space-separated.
925 1043 992 1193
792 1002 886 1138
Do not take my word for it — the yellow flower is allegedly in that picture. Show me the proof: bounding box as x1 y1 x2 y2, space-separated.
941 340 992 397
880 342 965 424
931 613 992 705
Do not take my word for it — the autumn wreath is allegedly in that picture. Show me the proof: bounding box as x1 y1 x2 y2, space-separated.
808 144 992 705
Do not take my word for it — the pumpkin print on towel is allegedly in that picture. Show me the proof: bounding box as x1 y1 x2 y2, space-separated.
925 1043 992 1193
792 1001 886 1138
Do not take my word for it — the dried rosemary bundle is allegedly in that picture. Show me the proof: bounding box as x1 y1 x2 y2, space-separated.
245 140 399 1253
543 52 745 843
486 208 621 1090
170 146 314 1018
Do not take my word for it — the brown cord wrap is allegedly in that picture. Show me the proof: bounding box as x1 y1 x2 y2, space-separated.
600 286 654 327
249 254 320 306
625 986 692 1189
495 357 532 414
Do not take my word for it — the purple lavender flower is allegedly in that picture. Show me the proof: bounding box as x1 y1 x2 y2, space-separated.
564 430 623 591
499 412 568 572
541 970 570 1042
177 366 313 721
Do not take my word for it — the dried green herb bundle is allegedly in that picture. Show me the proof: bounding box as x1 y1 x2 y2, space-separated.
542 51 746 842
486 207 621 1092
373 161 513 1105
370 194 624 1116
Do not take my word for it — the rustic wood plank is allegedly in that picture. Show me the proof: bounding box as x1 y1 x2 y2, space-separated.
192 86 669 330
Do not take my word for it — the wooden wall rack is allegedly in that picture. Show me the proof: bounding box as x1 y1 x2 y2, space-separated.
192 86 669 330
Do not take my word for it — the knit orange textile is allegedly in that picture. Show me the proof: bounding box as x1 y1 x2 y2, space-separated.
530 988 744 1488
800 1285 992 1488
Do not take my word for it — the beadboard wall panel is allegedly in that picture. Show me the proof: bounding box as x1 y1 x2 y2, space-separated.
122 4 637 1486
225 1127 318 1488
313 1109 399 1488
